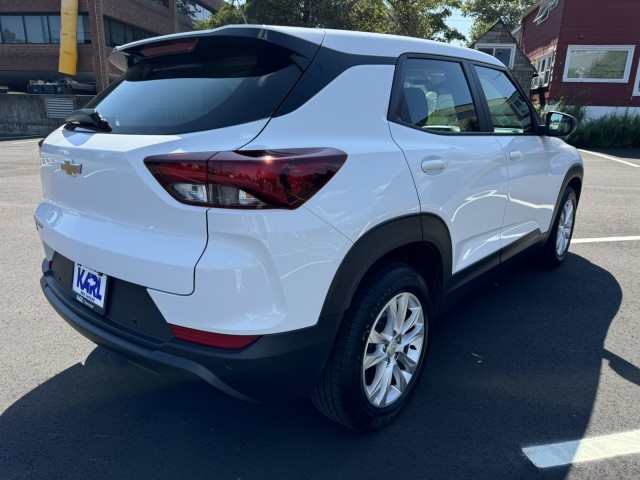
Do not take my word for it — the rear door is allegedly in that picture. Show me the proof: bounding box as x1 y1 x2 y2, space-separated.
388 55 509 274
37 29 322 294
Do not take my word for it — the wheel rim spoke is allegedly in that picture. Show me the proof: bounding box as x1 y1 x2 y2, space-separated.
396 350 418 375
393 293 409 334
372 363 394 406
363 348 386 370
399 323 424 348
369 329 390 345
392 363 408 392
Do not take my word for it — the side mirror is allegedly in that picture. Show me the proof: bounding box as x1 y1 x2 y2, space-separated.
545 111 577 137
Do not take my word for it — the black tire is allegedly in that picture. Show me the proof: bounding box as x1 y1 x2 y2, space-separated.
537 186 577 268
312 263 432 431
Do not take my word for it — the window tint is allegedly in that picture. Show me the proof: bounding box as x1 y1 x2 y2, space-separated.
474 66 534 134
398 59 480 133
92 37 306 135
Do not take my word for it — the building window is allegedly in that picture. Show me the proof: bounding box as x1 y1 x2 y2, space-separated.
0 15 90 44
633 61 640 97
563 45 635 83
533 0 558 25
104 17 155 48
0 16 26 43
476 44 516 69
76 15 91 44
177 0 214 21
532 50 555 88
47 15 61 43
24 16 50 43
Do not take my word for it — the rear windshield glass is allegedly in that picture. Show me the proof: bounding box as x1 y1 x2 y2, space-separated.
92 37 306 135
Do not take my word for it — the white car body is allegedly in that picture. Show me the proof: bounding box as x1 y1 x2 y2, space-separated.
36 25 583 424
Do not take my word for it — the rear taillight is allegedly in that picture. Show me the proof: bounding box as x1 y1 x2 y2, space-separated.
144 148 347 210
170 324 260 349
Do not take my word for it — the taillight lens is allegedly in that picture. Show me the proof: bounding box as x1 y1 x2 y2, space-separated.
170 324 260 349
144 148 347 209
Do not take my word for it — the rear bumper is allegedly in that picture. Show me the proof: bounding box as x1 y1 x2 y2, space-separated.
41 259 340 403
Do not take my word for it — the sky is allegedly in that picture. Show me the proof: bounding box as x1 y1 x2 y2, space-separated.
446 8 474 45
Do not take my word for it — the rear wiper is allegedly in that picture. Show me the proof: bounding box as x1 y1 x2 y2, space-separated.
64 109 112 133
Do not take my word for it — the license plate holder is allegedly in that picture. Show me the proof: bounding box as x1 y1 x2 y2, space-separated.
72 263 108 314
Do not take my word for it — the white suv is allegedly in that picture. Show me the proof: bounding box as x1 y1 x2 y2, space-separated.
36 25 583 430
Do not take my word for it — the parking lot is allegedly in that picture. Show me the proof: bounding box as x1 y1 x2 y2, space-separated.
1 138 639 479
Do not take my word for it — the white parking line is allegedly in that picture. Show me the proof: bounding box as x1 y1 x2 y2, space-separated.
9 139 40 145
579 149 640 168
572 236 640 244
523 429 640 468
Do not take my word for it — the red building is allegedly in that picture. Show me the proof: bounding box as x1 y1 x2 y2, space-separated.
520 0 640 117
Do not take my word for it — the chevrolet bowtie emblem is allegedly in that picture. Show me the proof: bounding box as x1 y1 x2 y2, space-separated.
61 160 82 176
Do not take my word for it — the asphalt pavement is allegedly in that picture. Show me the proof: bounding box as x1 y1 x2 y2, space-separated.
0 139 639 479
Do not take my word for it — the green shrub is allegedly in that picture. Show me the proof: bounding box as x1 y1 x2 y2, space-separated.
564 109 640 149
537 99 640 148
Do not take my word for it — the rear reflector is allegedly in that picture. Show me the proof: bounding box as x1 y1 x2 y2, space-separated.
170 324 261 349
145 148 347 209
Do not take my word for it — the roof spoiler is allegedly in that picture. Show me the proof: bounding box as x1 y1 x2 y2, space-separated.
109 25 325 71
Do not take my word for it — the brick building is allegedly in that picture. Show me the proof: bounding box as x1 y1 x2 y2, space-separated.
471 20 536 96
0 0 222 93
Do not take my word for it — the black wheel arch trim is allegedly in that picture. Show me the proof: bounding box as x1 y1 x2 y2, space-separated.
549 163 584 236
319 214 452 320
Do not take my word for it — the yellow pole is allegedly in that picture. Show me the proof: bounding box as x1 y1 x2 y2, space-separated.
58 0 79 76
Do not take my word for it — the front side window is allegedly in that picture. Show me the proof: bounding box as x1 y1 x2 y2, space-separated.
474 66 534 134
563 45 635 83
397 58 480 133
476 44 516 69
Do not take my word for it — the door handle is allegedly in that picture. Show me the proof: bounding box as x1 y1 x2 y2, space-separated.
421 159 448 173
509 151 524 161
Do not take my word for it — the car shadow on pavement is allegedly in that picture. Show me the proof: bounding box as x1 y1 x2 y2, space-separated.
0 253 621 480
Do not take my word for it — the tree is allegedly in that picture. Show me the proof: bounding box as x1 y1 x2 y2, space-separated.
460 0 536 42
194 0 464 42
193 1 245 29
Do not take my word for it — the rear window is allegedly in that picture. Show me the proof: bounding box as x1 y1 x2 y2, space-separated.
91 37 306 135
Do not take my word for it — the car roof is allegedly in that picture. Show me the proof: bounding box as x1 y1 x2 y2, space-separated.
113 24 503 68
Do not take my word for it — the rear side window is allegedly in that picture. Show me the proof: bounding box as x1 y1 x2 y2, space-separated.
473 66 534 134
92 37 306 134
397 58 480 133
